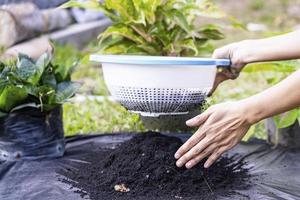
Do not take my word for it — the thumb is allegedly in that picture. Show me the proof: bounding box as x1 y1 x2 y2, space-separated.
186 111 211 127
208 70 228 96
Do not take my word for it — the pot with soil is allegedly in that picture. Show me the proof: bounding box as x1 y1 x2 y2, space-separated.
0 53 80 161
0 106 64 160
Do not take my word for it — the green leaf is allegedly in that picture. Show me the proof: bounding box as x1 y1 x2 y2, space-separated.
0 85 28 112
36 53 51 72
198 24 224 40
137 44 159 55
55 82 81 104
80 55 90 65
242 125 256 142
24 84 39 97
105 0 142 24
148 21 171 46
42 73 57 88
132 0 161 24
163 8 191 33
0 62 5 72
98 35 124 52
100 24 146 45
176 39 199 56
273 109 298 129
102 41 148 55
54 61 78 83
16 53 44 85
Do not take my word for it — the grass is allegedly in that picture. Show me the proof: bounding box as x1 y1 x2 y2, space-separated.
63 99 145 136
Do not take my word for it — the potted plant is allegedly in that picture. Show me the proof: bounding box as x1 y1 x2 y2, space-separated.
0 53 80 160
62 0 235 56
62 0 239 131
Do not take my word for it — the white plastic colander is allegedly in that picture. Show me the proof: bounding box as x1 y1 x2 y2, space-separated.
90 55 230 117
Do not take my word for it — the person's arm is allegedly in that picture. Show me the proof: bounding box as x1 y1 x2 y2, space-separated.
242 31 300 63
174 69 300 169
209 30 300 95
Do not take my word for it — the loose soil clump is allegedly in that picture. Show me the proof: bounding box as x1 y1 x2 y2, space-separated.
59 132 251 200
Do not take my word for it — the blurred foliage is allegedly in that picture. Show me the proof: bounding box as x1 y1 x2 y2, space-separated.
62 0 243 56
63 99 145 136
53 43 108 96
250 0 265 11
245 61 300 129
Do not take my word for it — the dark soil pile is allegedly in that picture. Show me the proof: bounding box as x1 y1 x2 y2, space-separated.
59 132 251 200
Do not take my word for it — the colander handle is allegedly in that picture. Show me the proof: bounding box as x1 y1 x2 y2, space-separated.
216 59 231 73
216 59 241 80
216 58 231 69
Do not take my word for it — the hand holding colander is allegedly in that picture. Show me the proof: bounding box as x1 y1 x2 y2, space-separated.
91 55 231 117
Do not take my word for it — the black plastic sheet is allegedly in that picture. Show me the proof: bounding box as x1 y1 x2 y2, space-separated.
1 133 300 200
0 107 65 161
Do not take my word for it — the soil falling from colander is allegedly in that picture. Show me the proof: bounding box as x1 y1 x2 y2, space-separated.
59 132 251 200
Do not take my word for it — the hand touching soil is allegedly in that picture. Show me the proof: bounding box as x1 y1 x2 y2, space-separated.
197 31 300 167
175 101 252 169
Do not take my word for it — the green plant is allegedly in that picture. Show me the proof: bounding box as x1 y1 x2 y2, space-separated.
62 0 239 56
0 53 80 115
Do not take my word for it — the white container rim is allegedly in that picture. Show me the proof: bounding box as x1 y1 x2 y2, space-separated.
90 54 231 66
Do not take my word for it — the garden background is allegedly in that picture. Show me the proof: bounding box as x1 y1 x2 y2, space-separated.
1 0 300 140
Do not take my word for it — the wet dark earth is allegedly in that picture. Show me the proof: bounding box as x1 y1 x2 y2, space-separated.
59 132 251 200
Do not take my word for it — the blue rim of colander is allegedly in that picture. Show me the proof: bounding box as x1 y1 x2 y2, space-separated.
90 54 231 66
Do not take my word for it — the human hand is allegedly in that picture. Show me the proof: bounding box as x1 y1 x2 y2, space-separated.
174 101 255 169
209 40 255 96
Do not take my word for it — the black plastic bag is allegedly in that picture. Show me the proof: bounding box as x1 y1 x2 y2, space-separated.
1 133 300 200
0 106 64 161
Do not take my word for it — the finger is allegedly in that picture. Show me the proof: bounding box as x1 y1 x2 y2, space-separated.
186 111 211 127
174 128 206 159
207 71 228 96
204 146 227 168
185 144 218 169
212 46 230 59
176 136 213 168
185 130 235 168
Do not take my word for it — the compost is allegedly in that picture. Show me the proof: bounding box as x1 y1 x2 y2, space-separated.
59 132 251 200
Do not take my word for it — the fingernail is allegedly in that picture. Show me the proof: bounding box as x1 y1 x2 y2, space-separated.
186 119 193 125
176 160 183 167
174 153 180 159
185 162 192 169
204 163 210 168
